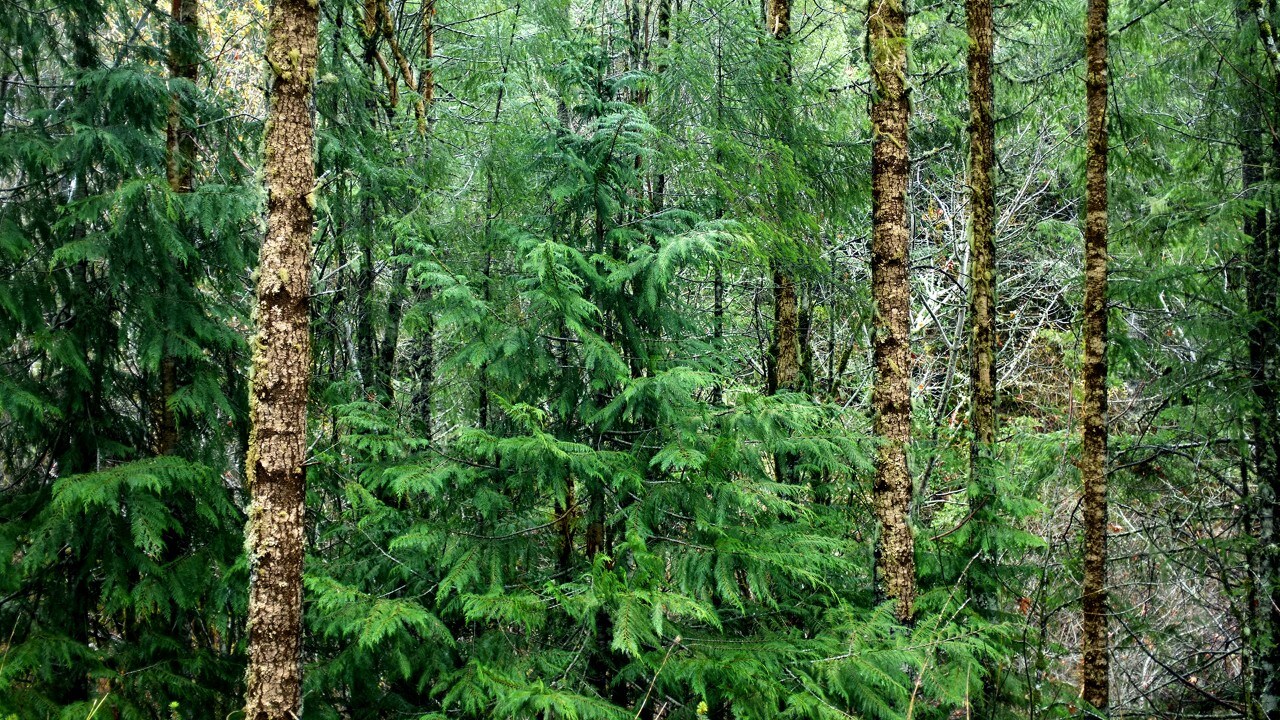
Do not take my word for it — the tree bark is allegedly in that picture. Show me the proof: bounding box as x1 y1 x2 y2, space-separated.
155 0 199 455
965 0 995 497
869 0 915 624
166 0 198 196
1080 0 1110 709
766 0 800 396
964 1 1001 711
965 0 996 599
243 0 318 714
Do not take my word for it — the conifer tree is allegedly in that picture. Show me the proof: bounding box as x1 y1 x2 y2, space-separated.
1244 2 1280 711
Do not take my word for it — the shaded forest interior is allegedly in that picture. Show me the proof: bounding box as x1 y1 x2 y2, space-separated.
2 0 1280 716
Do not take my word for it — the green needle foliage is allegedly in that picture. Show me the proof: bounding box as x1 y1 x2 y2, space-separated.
2 0 1277 715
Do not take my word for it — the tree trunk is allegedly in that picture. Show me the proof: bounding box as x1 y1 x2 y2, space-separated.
1240 115 1280 720
868 0 915 624
766 0 799 396
1243 7 1280 713
413 284 435 439
965 0 996 591
243 0 318 714
1080 0 1110 709
771 268 799 393
965 0 995 501
166 0 198 196
1249 164 1280 720
964 0 1000 708
155 0 199 455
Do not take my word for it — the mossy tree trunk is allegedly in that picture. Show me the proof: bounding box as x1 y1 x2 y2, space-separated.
243 0 318 714
766 0 799 397
965 0 998 620
965 0 995 521
1080 0 1110 709
869 0 914 624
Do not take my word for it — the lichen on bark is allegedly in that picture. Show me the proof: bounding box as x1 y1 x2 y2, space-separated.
243 0 319 716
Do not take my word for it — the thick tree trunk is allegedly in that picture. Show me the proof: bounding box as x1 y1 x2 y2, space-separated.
869 0 915 624
155 0 199 455
243 0 318 714
1080 0 1110 710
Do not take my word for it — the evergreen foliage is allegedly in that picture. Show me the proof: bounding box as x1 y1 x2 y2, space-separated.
0 0 1276 715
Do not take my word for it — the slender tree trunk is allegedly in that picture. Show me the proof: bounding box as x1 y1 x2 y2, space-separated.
710 14 726 407
358 227 377 391
1250 171 1280 720
408 0 437 431
166 0 198 196
1244 6 1280 713
965 0 997 595
412 283 436 439
155 0 199 455
766 0 799 396
651 0 672 211
965 0 995 502
799 293 814 390
1241 118 1280 720
243 0 318 714
771 269 799 392
964 0 1000 707
1080 0 1110 709
868 0 915 624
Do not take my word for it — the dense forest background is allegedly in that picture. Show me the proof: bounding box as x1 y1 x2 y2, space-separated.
1 0 1278 715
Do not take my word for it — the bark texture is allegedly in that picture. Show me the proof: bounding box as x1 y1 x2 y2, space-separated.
772 268 800 392
965 0 995 505
243 0 318 714
1080 0 1110 710
766 0 800 396
868 0 915 624
166 0 198 194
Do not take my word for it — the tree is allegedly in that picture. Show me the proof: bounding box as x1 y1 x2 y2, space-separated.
243 0 319 714
1080 0 1111 708
154 0 200 456
766 0 800 397
7 0 1275 715
965 0 996 558
869 0 915 624
1243 3 1280 713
